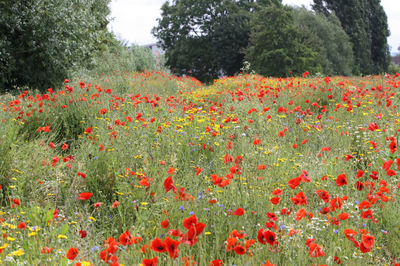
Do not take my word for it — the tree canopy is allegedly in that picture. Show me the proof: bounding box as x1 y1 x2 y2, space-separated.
291 6 355 76
245 4 322 77
312 0 391 75
0 0 111 91
152 0 279 82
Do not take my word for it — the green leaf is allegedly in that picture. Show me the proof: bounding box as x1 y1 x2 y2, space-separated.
57 223 69 236
43 209 53 225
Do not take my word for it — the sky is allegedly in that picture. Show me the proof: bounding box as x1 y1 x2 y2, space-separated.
109 0 400 54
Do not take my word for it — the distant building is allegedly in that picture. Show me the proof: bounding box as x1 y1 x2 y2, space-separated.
393 55 400 65
142 43 164 55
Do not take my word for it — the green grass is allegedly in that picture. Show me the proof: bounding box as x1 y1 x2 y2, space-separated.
0 71 400 265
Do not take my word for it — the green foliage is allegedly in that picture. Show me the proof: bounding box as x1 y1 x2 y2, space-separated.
152 0 277 82
245 4 322 77
291 7 355 76
312 0 391 75
18 94 91 153
0 0 111 92
81 37 164 76
388 62 400 74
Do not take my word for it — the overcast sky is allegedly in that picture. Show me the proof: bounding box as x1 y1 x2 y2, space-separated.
108 0 400 54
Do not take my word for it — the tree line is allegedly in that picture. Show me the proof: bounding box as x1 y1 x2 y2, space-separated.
152 0 393 82
0 0 395 91
0 0 160 92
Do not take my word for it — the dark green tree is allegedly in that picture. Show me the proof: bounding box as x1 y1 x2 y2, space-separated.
212 11 252 77
152 0 278 82
291 6 355 76
312 0 391 75
245 4 322 77
0 0 111 92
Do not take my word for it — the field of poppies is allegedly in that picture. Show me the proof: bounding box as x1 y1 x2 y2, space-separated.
1 70 400 265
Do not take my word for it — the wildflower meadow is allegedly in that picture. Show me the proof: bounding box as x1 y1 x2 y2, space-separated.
1 71 400 266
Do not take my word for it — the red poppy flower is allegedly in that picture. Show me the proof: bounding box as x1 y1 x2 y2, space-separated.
288 176 301 189
370 171 379 180
265 212 277 222
389 140 397 153
229 229 246 239
77 192 93 201
41 247 53 253
233 245 246 255
263 230 276 246
181 214 197 229
291 191 308 206
104 237 119 254
164 176 176 193
360 210 374 220
359 242 371 253
66 247 79 260
93 202 103 208
226 237 238 251
261 260 276 266
361 234 375 248
195 167 202 176
338 213 350 220
270 197 280 205
150 238 166 253
272 188 282 196
164 236 180 259
382 160 393 171
139 179 150 187
301 139 308 145
344 154 354 161
356 170 364 178
330 197 343 211
160 219 169 229
13 199 21 206
387 169 397 176
142 256 158 266
167 167 175 174
209 259 223 266
253 137 261 145
118 230 134 246
17 222 26 229
257 228 267 245
295 208 306 221
257 164 267 170
344 229 358 239
234 208 245 216
315 190 330 203
368 123 379 131
79 230 87 238
355 181 364 191
308 243 325 257
77 172 86 179
336 174 347 186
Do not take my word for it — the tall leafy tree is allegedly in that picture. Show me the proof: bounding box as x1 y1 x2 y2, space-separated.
245 4 322 77
0 0 111 91
291 6 355 76
152 0 277 82
312 0 390 74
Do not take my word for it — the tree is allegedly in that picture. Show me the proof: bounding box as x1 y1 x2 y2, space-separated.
0 0 111 91
245 4 322 77
312 0 391 75
152 0 278 82
212 11 252 77
291 6 355 76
